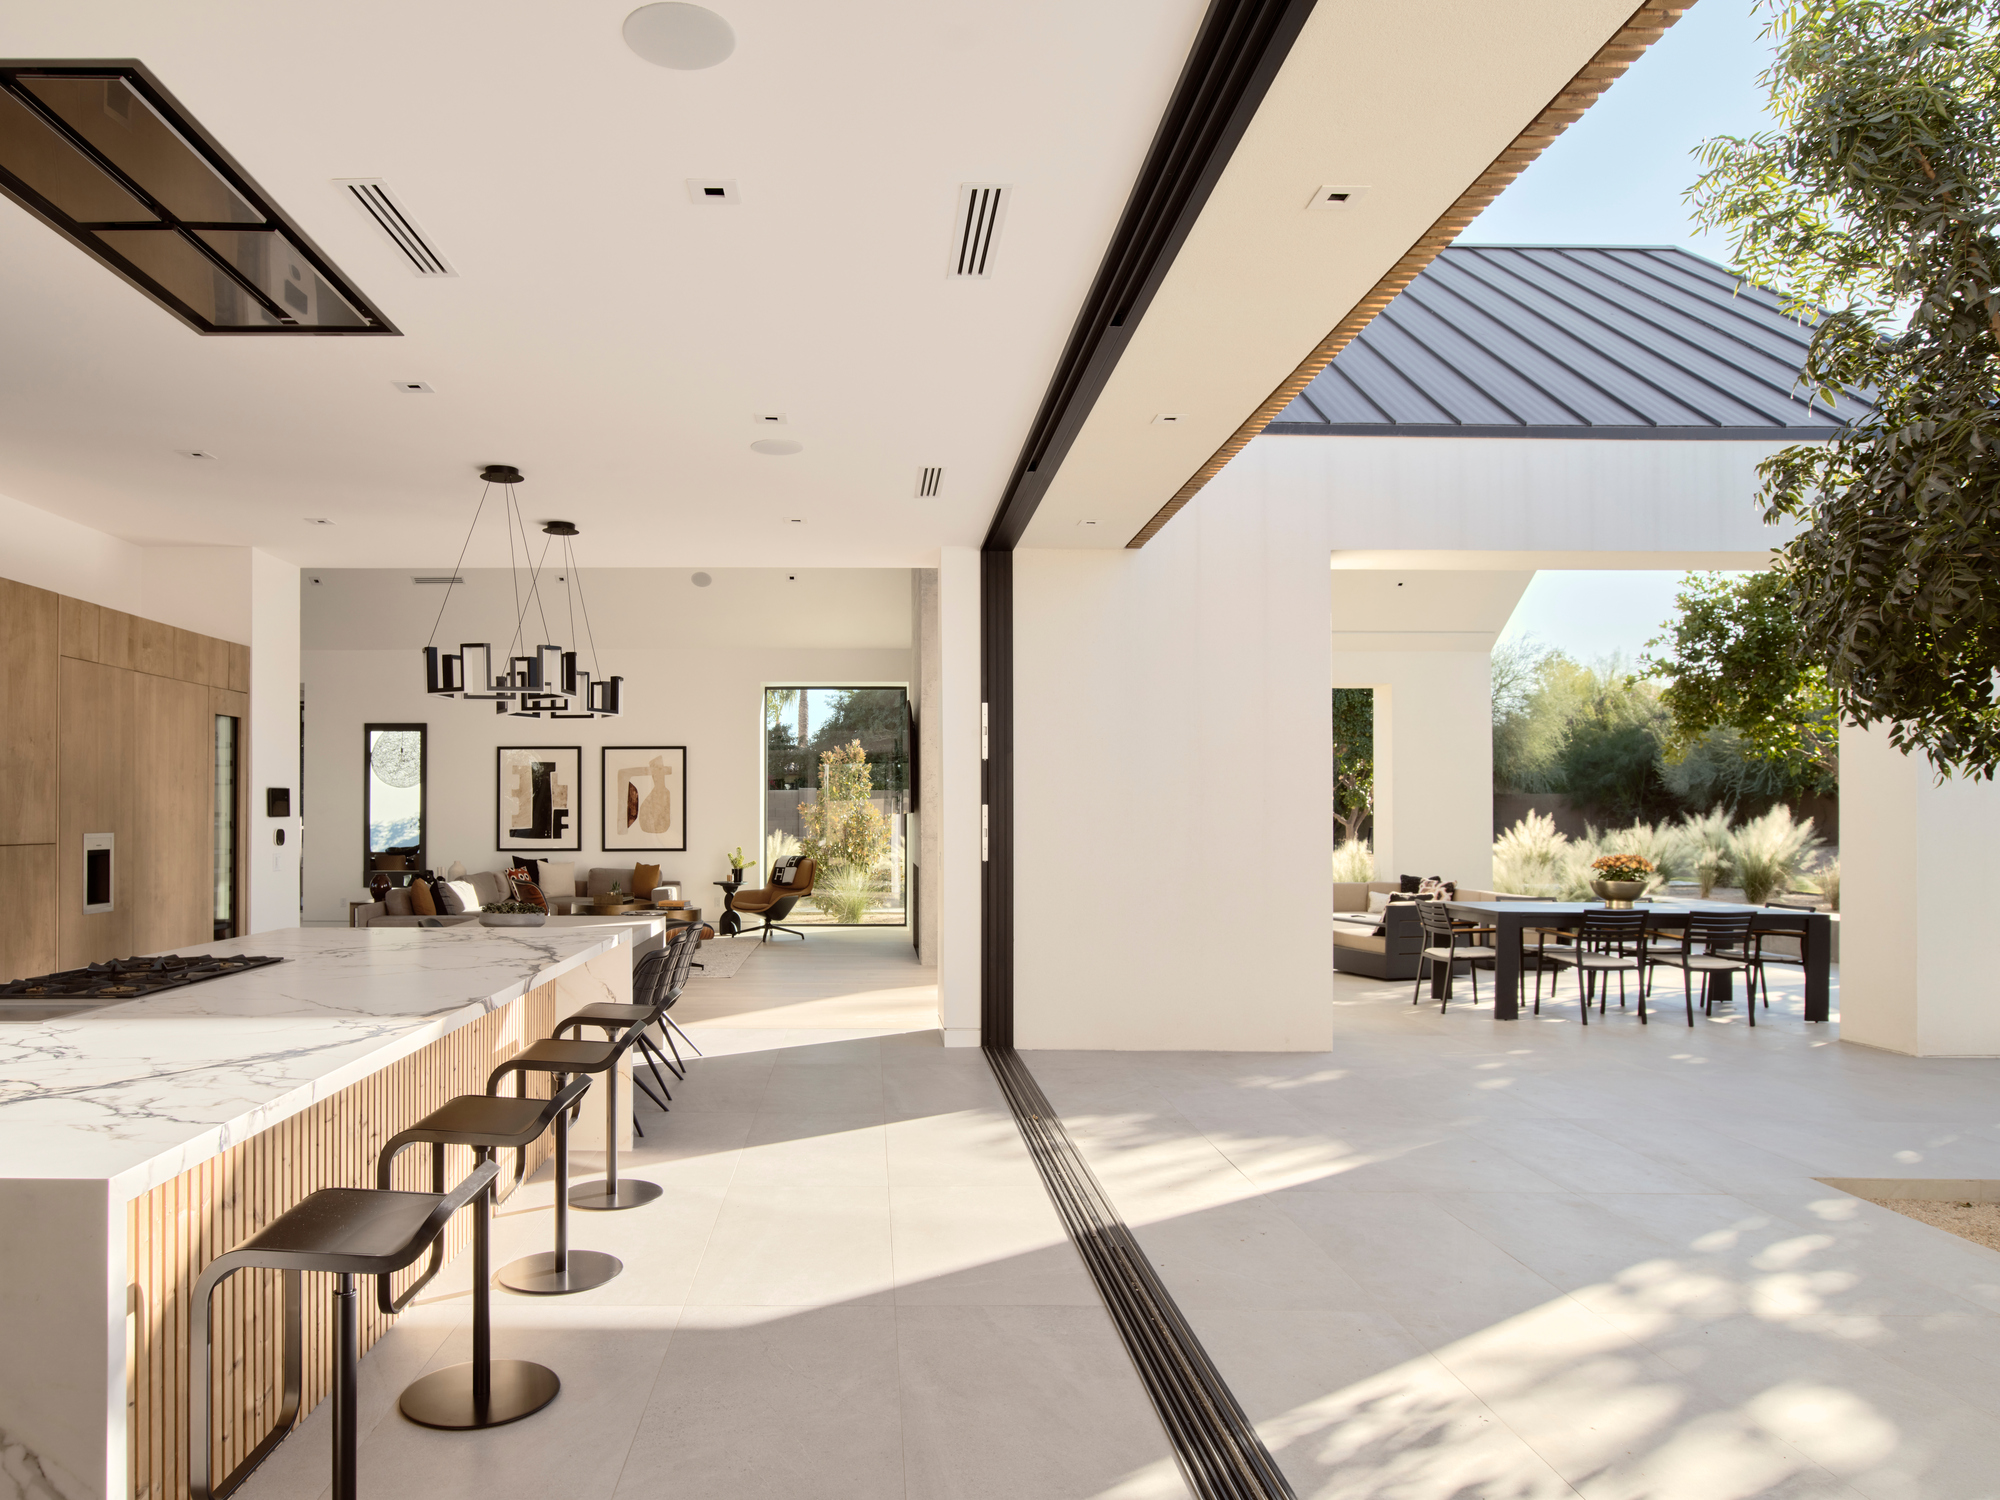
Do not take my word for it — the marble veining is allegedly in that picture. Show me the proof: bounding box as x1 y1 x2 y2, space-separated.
0 926 623 1196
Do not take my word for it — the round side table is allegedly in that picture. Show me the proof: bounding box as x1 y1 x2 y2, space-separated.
714 880 744 936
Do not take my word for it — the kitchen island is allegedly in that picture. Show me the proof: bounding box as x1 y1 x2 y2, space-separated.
0 921 654 1500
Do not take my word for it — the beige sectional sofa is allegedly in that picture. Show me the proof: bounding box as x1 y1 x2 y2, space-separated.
354 865 688 927
1331 882 1514 980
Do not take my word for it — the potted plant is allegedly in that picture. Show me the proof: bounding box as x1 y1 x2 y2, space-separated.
592 880 629 913
478 899 546 928
1589 854 1655 908
726 847 757 885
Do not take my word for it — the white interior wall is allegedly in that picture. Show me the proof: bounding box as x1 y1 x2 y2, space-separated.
936 548 982 1045
914 568 941 969
249 551 302 933
0 488 253 643
1013 486 1331 1051
299 569 914 922
1839 720 2000 1055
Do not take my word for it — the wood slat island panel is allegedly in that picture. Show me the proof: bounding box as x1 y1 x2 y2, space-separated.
125 976 565 1500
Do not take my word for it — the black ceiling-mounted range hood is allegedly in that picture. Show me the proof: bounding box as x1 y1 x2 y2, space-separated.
0 59 396 335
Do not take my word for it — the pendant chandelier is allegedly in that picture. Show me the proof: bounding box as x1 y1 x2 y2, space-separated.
422 465 623 718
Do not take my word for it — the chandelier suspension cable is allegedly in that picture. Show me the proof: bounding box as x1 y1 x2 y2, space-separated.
568 532 604 682
500 491 558 662
424 478 490 651
503 484 524 663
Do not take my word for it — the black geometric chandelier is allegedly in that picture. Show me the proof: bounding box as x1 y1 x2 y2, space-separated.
422 465 623 718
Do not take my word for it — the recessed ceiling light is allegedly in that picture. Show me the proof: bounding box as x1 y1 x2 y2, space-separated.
394 380 434 394
624 4 736 69
688 180 739 204
788 518 805 524
303 517 334 526
1077 519 1098 527
691 571 712 586
1152 414 1185 426
752 438 802 456
1306 184 1370 211
180 449 216 459
753 411 785 424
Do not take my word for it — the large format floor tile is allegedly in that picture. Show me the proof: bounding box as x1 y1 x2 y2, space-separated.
1028 961 2000 1499
237 930 1184 1500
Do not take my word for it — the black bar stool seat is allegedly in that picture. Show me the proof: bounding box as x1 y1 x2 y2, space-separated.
191 1166 494 1500
376 1082 595 1429
487 1036 642 1293
508 1023 661 1214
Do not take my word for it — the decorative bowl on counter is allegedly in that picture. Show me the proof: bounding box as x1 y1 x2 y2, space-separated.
479 911 547 927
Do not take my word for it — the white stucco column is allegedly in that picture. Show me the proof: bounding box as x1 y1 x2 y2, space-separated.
1840 720 2000 1054
1332 648 1496 889
936 546 982 1046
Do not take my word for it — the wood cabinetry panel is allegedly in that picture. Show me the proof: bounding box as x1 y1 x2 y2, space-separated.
60 657 135 965
0 579 59 844
226 643 249 693
0 844 57 982
59 594 99 662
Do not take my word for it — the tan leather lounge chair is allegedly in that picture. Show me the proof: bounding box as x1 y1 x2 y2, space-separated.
731 857 817 941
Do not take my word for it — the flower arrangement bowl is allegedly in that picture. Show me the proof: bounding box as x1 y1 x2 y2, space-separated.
1590 879 1648 908
479 911 546 928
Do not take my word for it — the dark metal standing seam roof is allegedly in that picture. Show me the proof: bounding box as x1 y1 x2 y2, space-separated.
1268 245 1874 439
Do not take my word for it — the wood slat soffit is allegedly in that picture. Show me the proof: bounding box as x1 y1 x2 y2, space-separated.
1126 0 1693 546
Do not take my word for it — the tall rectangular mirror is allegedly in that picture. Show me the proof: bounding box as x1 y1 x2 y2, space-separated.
364 723 426 886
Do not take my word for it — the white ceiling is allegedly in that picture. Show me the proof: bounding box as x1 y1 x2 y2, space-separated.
0 0 1207 567
1019 0 1645 548
0 0 1653 570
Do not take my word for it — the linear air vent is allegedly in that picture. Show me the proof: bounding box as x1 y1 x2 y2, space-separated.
916 466 943 498
950 184 1008 278
0 62 395 335
335 179 455 277
412 576 465 585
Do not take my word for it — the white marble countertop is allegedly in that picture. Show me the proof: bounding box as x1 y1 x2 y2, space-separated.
0 924 629 1197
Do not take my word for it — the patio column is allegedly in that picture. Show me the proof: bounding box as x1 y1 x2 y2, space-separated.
1840 720 2000 1054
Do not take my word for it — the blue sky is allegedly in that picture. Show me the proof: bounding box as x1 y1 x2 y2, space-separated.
1465 2 1776 663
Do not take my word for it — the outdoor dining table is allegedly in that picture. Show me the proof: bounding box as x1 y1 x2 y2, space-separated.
1441 899 1834 1023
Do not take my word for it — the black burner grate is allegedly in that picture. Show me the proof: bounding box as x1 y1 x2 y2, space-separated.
0 953 284 1000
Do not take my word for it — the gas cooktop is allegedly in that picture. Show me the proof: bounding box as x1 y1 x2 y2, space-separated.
0 954 284 1019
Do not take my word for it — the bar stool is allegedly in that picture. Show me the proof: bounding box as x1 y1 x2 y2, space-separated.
190 1163 495 1500
564 924 701 1131
374 1079 590 1428
527 1011 663 1214
487 1030 647 1292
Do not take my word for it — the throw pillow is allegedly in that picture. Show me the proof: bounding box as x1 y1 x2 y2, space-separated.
538 859 577 898
509 879 548 913
1400 874 1422 893
409 878 437 916
772 856 800 887
632 863 662 898
1366 891 1392 913
386 886 414 916
439 880 479 915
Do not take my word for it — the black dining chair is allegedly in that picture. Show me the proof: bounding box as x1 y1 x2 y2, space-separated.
1537 909 1648 1024
1645 910 1761 1027
1414 900 1498 1011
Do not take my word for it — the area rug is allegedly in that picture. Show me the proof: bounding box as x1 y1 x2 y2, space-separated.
685 936 764 980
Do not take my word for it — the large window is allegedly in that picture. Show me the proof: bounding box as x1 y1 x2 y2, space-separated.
364 724 427 886
764 687 910 926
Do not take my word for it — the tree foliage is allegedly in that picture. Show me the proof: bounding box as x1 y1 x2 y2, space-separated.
1641 571 1838 792
1330 688 1375 843
1690 0 2000 777
797 741 892 875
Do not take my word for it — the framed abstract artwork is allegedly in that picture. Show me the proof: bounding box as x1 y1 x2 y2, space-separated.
496 746 582 852
602 746 687 853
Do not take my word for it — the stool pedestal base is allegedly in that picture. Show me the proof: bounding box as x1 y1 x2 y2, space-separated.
570 1178 662 1211
496 1247 623 1294
399 1358 560 1429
